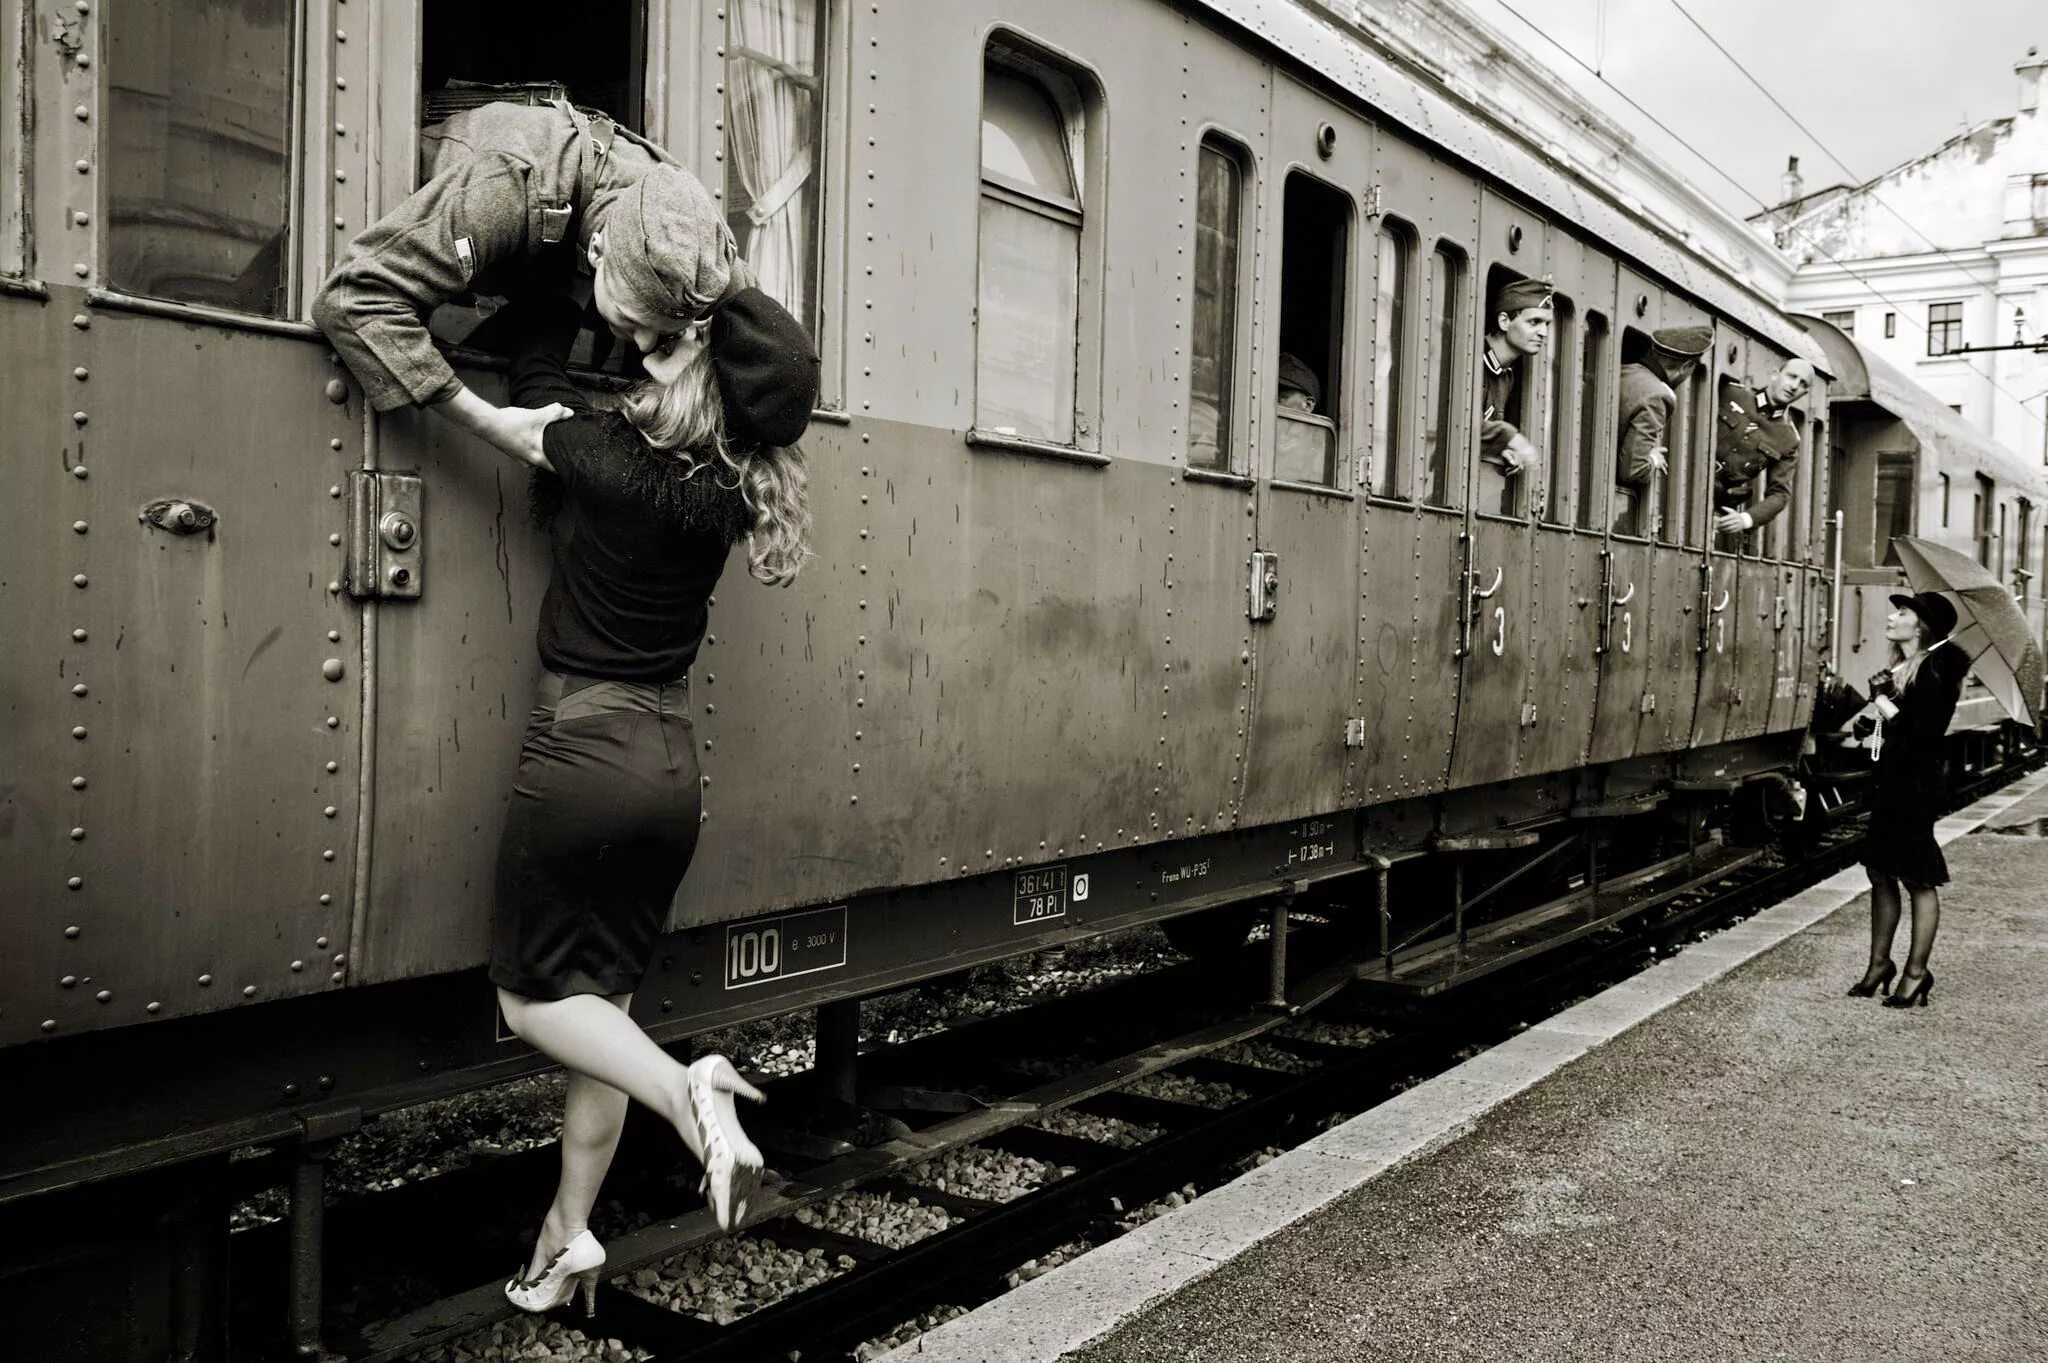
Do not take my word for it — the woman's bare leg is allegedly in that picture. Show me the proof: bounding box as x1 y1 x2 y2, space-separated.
497 988 704 1162
521 994 634 1280
1900 885 1941 982
1864 868 1903 981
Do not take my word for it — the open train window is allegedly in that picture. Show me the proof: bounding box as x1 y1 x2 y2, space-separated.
1975 474 1995 567
1873 453 1914 567
105 0 296 316
1189 135 1249 474
421 3 646 134
725 0 829 329
1575 312 1609 532
1615 327 1654 537
975 45 1092 447
1422 241 1467 508
1998 500 2010 580
1371 218 1415 497
2018 501 2034 601
1542 294 1575 524
1274 173 1350 487
1478 265 1539 517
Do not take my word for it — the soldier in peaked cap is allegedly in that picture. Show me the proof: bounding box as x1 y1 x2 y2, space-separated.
1613 325 1712 534
1478 277 1552 513
314 100 743 466
1713 357 1814 539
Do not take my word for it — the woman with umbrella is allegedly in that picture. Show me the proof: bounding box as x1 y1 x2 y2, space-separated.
1850 591 1970 1007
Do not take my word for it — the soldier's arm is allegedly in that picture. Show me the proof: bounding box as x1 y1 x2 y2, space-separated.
1747 453 1794 528
1617 400 1668 486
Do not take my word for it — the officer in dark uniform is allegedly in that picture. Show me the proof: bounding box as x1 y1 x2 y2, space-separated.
1479 278 1552 514
1713 357 1814 539
314 100 741 466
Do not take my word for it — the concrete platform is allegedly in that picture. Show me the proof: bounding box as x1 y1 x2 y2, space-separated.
883 769 2048 1363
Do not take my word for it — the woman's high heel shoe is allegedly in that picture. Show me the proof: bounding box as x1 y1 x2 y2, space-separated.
1883 970 1934 1008
687 1054 766 1231
1847 961 1897 998
505 1229 604 1316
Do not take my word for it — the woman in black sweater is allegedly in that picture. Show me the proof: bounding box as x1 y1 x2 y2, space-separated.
488 288 817 1316
1850 591 1969 1009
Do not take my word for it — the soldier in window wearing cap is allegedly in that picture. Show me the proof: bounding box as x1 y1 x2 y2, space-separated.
314 100 745 466
1613 325 1711 535
1712 357 1815 543
1479 279 1552 514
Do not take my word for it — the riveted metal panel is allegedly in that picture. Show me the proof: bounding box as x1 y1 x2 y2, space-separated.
1692 553 1741 747
1727 558 1781 741
0 294 360 1043
1766 561 1807 734
1638 545 1700 753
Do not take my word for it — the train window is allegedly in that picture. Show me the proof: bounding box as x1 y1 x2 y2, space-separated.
725 0 829 328
1274 173 1350 486
1998 501 2010 580
422 4 647 132
2018 500 2034 600
976 59 1086 445
1422 241 1467 508
1189 136 1248 474
1575 312 1609 532
1875 452 1914 566
0 0 20 277
1974 474 1994 567
105 0 296 316
1371 219 1415 497
1478 265 1538 517
1940 472 1951 528
1615 328 1653 537
1542 295 1575 523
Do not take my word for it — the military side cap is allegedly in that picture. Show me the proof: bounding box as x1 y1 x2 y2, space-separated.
1277 353 1321 407
1650 325 1713 357
1494 278 1553 316
710 287 820 449
1888 590 1958 641
606 165 734 325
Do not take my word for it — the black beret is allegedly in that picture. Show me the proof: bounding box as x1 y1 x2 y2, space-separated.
709 287 820 449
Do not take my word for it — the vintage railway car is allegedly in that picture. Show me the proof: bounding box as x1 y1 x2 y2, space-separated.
0 0 1925 1350
1800 315 2048 744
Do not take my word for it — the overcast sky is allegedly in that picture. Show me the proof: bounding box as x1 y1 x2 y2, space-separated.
1455 0 2045 216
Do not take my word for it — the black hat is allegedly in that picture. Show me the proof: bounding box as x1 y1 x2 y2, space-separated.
709 287 820 448
1889 590 1958 640
1650 325 1712 358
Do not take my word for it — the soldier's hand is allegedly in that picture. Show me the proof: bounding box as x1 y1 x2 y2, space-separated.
1648 445 1669 476
1714 508 1754 535
489 403 574 470
1503 434 1536 475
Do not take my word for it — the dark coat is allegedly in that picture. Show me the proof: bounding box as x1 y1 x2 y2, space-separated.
1863 640 1970 886
1616 363 1676 488
313 102 673 412
1479 347 1521 468
1713 377 1799 528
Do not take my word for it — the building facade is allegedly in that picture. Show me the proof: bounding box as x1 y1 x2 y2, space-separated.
1754 51 2048 467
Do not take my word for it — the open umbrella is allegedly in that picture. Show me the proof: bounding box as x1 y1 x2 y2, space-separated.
1890 535 2046 727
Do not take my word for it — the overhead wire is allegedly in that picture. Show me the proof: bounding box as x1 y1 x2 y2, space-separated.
1663 0 2006 296
1489 0 2042 418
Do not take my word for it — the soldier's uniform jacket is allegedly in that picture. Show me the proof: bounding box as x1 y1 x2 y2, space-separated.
1713 375 1799 528
313 102 677 413
1617 363 1676 488
1480 348 1521 468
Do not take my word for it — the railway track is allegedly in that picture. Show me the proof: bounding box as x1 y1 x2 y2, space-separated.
215 754 2036 1363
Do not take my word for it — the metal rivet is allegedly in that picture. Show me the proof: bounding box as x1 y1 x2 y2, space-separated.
198 974 212 986
318 894 332 906
331 972 345 984
325 761 339 774
73 367 88 381
73 629 87 642
70 827 85 841
322 849 336 861
75 158 90 173
335 122 346 135
322 658 345 681
333 954 346 966
291 960 304 972
95 989 111 1002
72 411 87 426
324 379 348 403
146 1002 160 1014
74 104 88 121
72 684 87 697
72 465 88 478
72 726 87 740
73 520 87 534
325 715 339 728
73 574 88 588
40 1021 55 1034
317 937 330 949
242 985 257 998
329 533 341 546
323 806 337 818
73 211 88 227
336 76 347 89
61 975 77 988
73 263 88 278
336 27 346 40
72 776 86 790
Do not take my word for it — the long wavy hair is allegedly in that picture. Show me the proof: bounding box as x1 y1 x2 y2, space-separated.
620 341 811 585
1885 616 1938 691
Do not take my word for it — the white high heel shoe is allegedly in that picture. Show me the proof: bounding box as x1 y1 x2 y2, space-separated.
504 1228 605 1317
686 1054 766 1230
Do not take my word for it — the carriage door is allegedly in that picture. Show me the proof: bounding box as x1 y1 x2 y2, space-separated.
1768 400 1822 733
1727 344 1789 742
1639 291 1712 754
1236 89 1369 827
1693 330 1746 749
1447 196 1547 788
1587 273 1663 762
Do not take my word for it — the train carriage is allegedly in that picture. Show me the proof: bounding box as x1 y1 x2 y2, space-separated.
3 1 2030 1355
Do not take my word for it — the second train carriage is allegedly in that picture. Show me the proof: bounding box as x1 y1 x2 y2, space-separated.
3 0 2006 1272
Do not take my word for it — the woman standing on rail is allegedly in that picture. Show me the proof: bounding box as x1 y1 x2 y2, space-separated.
484 286 818 1316
1849 591 1968 1009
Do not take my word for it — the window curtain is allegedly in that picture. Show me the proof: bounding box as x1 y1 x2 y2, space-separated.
726 0 819 322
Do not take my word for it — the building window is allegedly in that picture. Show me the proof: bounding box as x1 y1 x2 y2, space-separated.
976 58 1085 444
1370 219 1414 497
725 0 827 330
1188 136 1247 473
1884 312 1897 339
1422 241 1466 509
1822 309 1855 335
1575 312 1609 532
1273 174 1350 486
1543 296 1575 523
1927 301 1963 357
106 0 296 315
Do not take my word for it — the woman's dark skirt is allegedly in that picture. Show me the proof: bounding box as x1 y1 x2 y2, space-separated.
1861 780 1949 890
489 671 701 1000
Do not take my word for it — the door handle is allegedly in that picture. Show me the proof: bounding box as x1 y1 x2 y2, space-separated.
1471 565 1504 600
1710 589 1730 613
